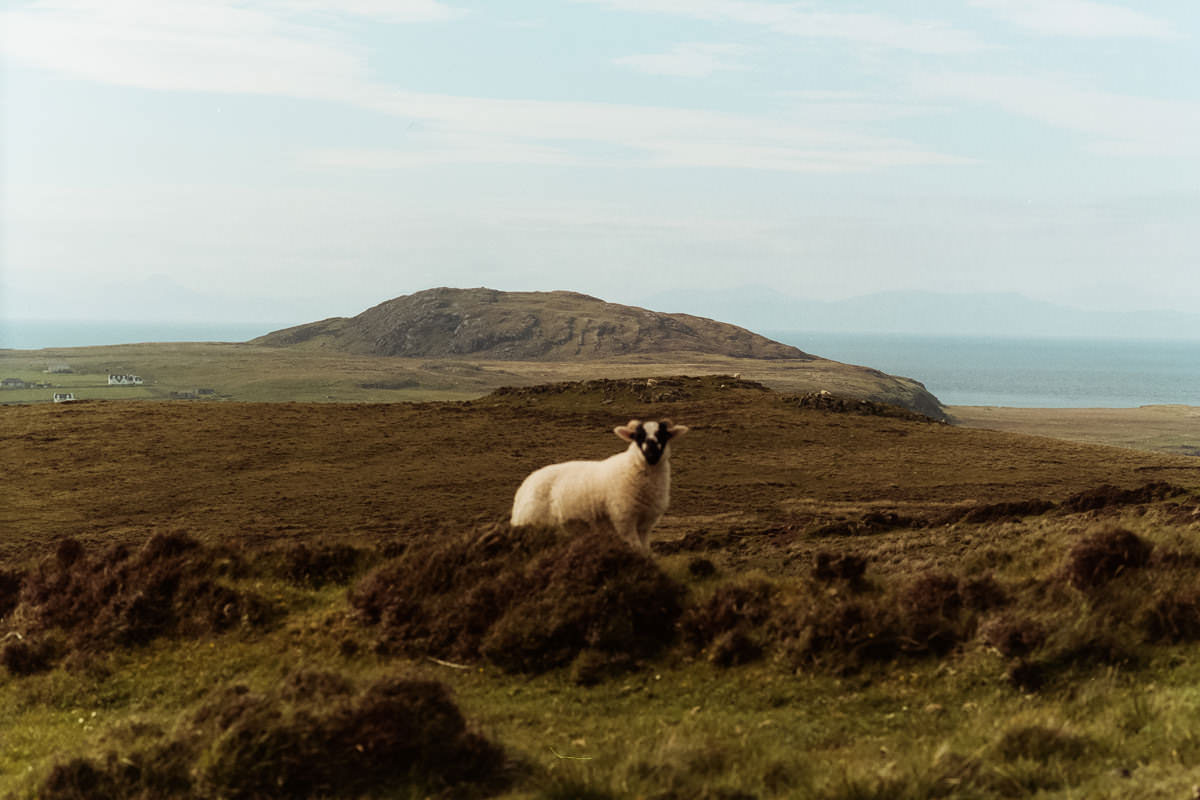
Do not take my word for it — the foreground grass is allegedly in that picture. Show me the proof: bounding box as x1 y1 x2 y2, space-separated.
6 513 1200 798
7 613 1200 798
4 384 1199 797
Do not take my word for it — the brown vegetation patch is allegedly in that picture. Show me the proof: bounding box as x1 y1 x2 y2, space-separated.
350 524 684 674
808 511 925 538
812 551 868 584
4 532 277 675
1141 588 1200 643
994 724 1094 763
489 375 772 405
678 569 1013 673
950 499 1057 525
1062 526 1152 589
979 616 1046 658
679 581 774 666
1060 482 1186 514
779 571 1008 671
274 541 369 588
0 568 23 621
1 635 60 676
783 391 937 421
37 673 509 800
937 483 1193 527
653 529 744 555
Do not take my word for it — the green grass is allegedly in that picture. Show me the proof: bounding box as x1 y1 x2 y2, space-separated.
8 512 1200 798
9 622 1200 798
0 341 937 413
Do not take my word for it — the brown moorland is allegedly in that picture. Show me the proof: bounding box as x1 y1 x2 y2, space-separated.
5 376 1200 798
5 376 1195 568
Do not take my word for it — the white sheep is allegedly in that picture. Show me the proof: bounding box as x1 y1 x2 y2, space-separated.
510 419 689 551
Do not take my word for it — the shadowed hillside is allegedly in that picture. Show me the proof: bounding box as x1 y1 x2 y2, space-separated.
251 287 812 361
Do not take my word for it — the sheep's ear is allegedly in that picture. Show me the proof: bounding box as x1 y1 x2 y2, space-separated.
664 420 688 439
614 420 641 442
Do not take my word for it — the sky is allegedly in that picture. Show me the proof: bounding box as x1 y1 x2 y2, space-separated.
2 0 1199 326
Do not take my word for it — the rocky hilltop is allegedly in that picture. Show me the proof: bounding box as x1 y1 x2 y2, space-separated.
252 287 811 361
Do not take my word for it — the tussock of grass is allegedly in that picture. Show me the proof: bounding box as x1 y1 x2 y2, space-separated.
350 524 684 676
4 533 277 675
35 672 511 800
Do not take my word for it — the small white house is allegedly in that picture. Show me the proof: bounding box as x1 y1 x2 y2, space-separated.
53 393 76 403
108 374 144 386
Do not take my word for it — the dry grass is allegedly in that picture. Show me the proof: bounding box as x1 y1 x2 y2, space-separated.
952 404 1200 457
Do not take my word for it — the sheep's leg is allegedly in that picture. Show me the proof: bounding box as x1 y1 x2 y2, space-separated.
611 518 648 552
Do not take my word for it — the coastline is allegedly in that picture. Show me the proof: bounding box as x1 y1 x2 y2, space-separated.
948 404 1200 458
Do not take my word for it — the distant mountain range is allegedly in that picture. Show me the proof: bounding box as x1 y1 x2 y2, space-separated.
647 288 1200 340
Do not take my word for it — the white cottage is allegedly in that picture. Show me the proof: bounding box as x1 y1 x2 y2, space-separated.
53 393 75 403
108 374 144 385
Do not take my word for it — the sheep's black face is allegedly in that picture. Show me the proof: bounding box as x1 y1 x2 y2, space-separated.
634 421 673 466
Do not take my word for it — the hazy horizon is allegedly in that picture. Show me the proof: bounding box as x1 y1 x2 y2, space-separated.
3 2 1198 325
5 285 1200 346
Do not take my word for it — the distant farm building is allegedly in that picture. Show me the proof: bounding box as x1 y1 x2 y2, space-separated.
1 378 27 389
44 364 73 374
53 393 76 403
108 374 144 386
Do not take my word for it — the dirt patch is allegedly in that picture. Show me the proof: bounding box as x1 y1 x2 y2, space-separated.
350 524 684 674
37 673 509 800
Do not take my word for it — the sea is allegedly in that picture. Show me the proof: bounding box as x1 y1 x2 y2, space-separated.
0 320 290 350
770 332 1200 409
2 320 1197 408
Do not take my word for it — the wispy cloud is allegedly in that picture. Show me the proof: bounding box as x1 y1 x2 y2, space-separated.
615 42 749 78
309 90 975 173
576 0 990 54
274 0 465 23
969 0 1178 39
1 1 971 173
916 71 1200 157
0 0 368 96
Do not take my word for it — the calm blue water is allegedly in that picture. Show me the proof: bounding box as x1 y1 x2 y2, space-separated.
0 320 291 350
770 332 1200 408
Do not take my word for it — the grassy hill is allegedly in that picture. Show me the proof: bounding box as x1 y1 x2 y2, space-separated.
251 287 812 361
4 378 1200 798
0 335 946 419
